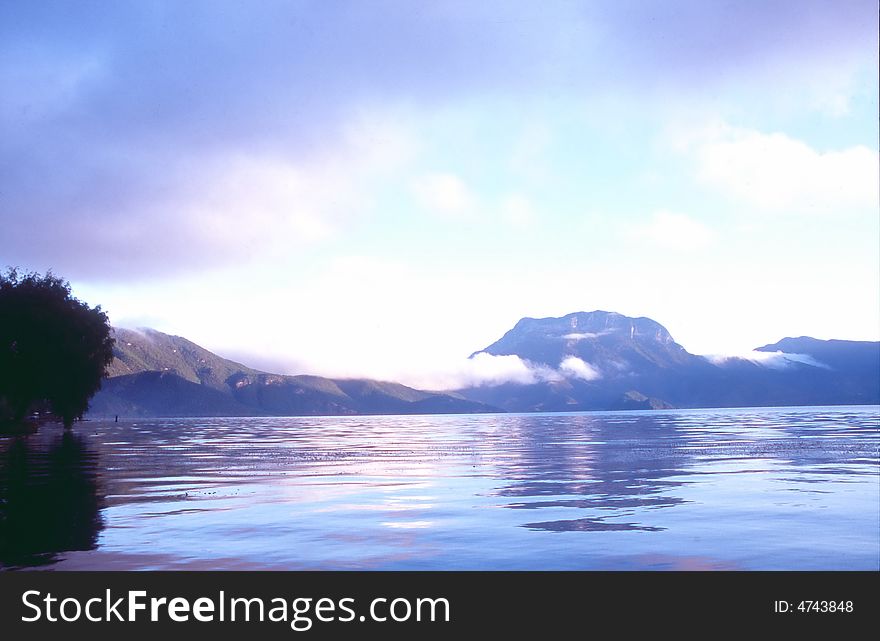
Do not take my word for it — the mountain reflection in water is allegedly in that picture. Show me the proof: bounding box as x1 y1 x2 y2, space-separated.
0 406 877 570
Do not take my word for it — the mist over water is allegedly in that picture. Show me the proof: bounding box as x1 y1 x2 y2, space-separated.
1 406 877 570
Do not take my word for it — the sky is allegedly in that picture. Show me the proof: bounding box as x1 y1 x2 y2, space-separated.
2 0 878 388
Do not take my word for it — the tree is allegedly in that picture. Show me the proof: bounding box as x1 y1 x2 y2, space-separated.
0 268 115 428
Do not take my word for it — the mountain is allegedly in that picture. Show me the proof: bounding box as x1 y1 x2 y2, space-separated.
90 317 879 418
474 311 696 370
458 311 879 411
106 328 260 391
756 336 880 376
89 328 498 417
751 336 880 406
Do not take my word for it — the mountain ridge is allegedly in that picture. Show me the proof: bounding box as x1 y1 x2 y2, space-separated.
457 311 879 412
90 313 879 417
90 328 499 417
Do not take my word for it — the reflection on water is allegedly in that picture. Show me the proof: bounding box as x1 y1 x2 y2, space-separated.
487 414 692 532
0 406 877 570
0 432 103 567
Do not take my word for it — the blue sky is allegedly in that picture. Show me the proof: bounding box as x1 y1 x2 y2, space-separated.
2 1 878 387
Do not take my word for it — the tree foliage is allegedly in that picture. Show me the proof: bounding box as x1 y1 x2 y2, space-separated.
0 268 115 428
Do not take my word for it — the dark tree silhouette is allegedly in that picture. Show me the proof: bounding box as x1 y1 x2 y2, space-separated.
0 432 104 567
0 268 115 428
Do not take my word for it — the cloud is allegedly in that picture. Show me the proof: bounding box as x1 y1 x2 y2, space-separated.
508 123 552 183
396 353 559 390
362 349 607 391
558 356 601 381
421 353 603 390
625 210 715 251
112 326 159 345
578 0 876 115
410 182 538 228
224 347 608 391
1 117 414 280
703 351 830 370
2 0 875 284
676 122 879 213
410 173 474 217
563 332 603 340
459 353 556 387
500 194 536 228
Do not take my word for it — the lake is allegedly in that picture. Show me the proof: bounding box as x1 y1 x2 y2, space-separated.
1 406 877 570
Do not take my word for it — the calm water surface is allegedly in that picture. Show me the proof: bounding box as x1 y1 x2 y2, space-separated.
1 406 877 570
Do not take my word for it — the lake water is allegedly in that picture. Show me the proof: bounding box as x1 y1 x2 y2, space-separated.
1 406 877 570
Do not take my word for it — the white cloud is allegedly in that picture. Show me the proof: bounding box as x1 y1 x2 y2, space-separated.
500 194 536 228
70 152 353 276
39 113 421 279
185 155 339 248
816 92 851 119
703 350 830 370
457 353 556 387
341 109 420 172
411 172 474 216
508 123 552 183
414 352 605 390
317 352 563 392
83 232 876 392
558 356 601 381
677 122 879 213
626 210 715 251
405 352 604 390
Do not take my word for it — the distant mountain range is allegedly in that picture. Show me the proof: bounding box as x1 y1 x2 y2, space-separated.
457 311 879 412
89 312 879 418
89 328 497 417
